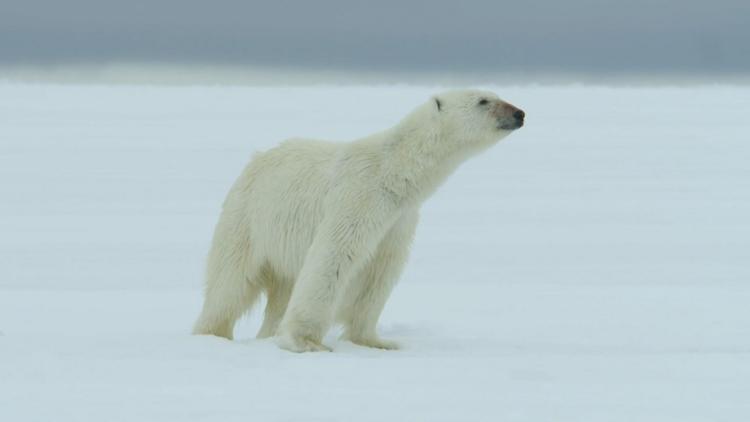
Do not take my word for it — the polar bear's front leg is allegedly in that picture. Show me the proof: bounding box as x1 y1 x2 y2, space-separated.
276 210 393 353
274 253 339 353
339 211 418 350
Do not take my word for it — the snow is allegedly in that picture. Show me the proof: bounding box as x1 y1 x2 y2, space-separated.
1 83 749 421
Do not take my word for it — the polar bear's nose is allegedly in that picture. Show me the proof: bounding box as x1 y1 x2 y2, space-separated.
512 109 525 129
497 102 525 130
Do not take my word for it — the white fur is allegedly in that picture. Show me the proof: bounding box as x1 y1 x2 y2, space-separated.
192 89 522 352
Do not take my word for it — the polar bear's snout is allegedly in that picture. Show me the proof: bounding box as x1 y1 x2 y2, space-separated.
495 101 525 131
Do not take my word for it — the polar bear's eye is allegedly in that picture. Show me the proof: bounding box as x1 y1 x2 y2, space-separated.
478 98 489 106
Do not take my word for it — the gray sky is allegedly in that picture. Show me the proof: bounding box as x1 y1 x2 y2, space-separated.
2 0 749 74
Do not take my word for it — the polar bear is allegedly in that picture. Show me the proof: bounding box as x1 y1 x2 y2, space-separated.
192 89 525 352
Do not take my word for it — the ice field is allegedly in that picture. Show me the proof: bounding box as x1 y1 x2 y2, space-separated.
1 83 749 421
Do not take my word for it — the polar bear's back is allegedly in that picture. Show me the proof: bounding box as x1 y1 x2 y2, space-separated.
228 138 343 278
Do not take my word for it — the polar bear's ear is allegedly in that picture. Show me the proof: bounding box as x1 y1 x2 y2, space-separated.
434 97 442 111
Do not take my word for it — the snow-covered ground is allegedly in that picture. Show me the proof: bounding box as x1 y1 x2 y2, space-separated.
1 83 749 421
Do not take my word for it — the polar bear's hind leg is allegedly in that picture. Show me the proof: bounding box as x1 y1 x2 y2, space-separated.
193 223 261 340
257 266 293 339
192 275 261 340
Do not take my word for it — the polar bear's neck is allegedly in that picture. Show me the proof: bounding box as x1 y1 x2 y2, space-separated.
378 108 469 204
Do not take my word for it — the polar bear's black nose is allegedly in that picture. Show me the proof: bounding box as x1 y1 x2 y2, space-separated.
512 109 525 128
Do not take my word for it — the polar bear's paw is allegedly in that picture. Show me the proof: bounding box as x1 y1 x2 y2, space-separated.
348 336 400 350
275 332 332 353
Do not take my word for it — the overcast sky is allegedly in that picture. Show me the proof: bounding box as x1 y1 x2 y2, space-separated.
2 0 749 75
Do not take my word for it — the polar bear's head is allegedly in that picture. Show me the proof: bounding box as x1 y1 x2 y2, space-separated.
430 89 524 151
